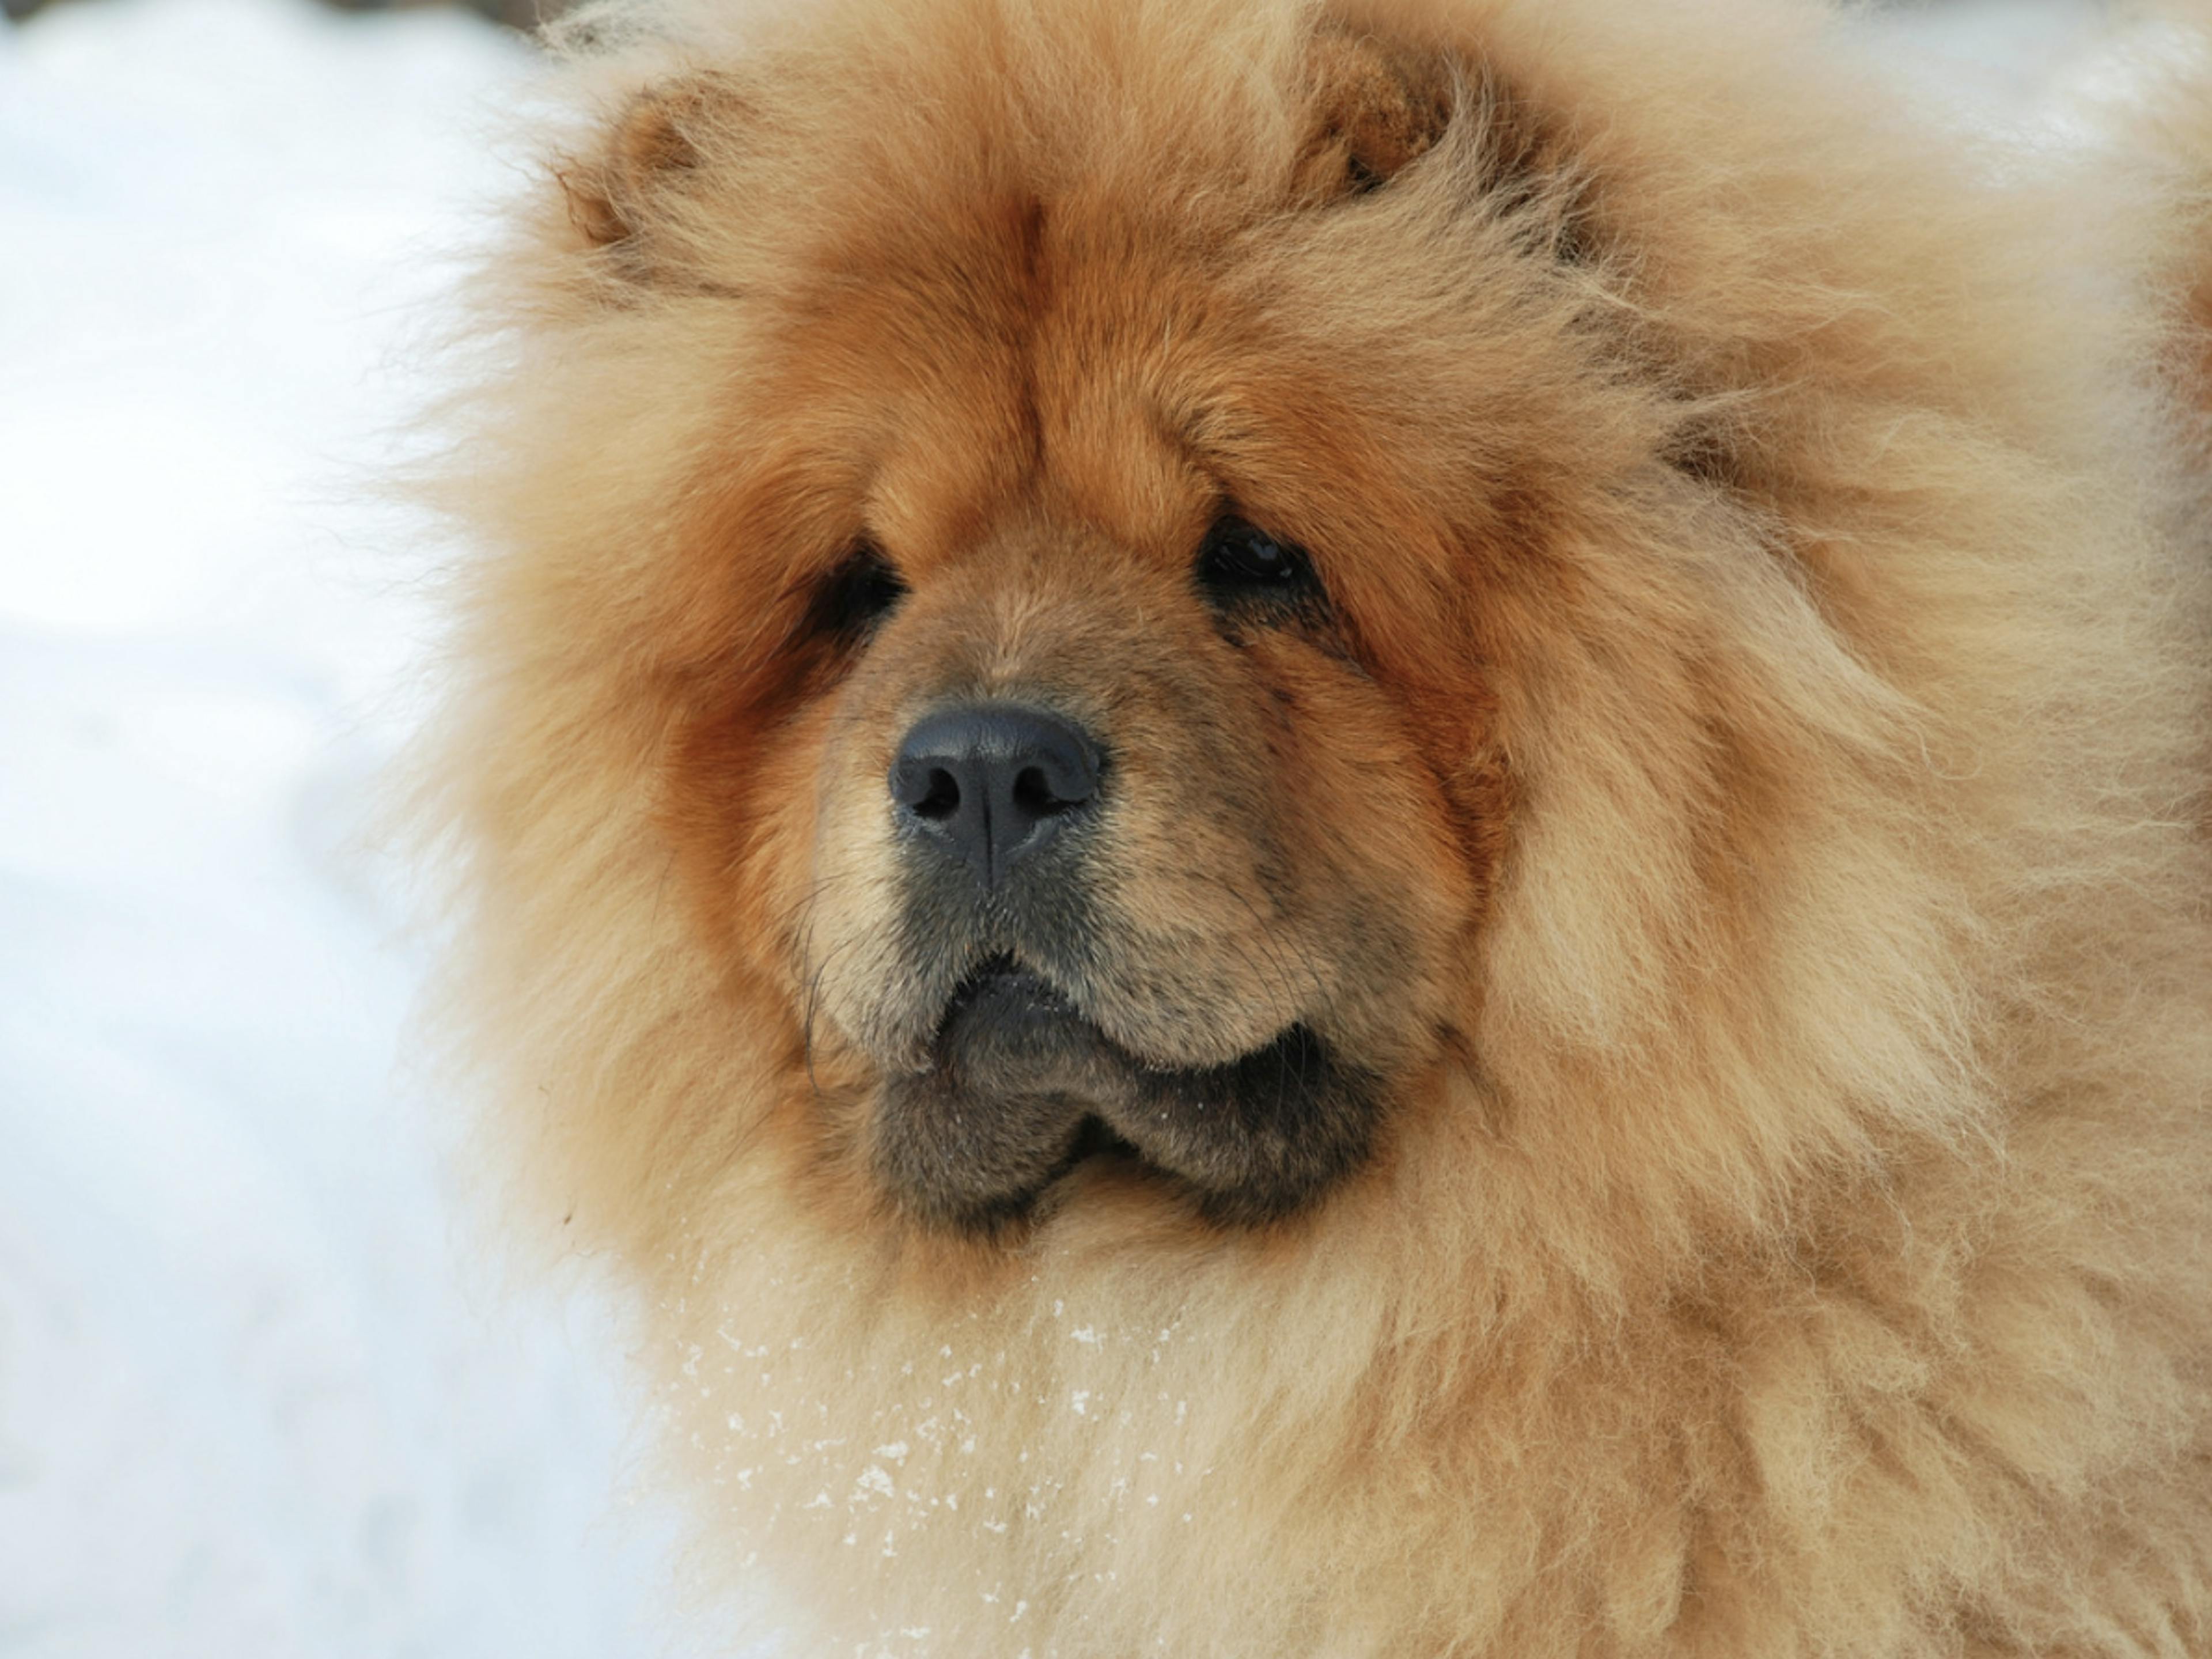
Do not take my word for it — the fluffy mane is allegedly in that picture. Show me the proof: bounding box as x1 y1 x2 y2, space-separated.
412 0 2212 1652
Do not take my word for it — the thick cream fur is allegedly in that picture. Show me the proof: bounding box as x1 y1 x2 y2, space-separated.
415 0 2212 1653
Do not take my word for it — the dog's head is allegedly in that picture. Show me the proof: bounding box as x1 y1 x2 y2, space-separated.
433 0 2047 1281
555 17 1586 1238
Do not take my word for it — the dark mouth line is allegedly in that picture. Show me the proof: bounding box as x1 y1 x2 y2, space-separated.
937 952 1317 1088
1040 1113 1142 1186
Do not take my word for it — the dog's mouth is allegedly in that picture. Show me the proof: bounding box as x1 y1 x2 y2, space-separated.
935 953 1088 1055
872 954 1379 1233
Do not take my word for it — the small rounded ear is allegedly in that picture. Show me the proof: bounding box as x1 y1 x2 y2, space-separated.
556 73 748 256
1294 26 1582 247
1294 27 1457 202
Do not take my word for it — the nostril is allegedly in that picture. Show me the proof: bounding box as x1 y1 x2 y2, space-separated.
913 767 961 820
891 755 965 820
1012 764 1078 818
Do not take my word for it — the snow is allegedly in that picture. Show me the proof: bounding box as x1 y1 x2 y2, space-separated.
0 1 718 1652
0 0 2114 1654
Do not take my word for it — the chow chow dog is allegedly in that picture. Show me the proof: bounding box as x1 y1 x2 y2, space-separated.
416 0 2212 1651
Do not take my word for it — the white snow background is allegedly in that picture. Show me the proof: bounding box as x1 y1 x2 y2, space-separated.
0 1 725 1653
0 1 2123 1654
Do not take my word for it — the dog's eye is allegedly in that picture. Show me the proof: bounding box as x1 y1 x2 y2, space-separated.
803 541 907 643
1196 517 1316 600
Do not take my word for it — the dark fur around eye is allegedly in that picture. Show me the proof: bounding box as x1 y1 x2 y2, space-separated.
1196 517 1320 606
802 542 907 645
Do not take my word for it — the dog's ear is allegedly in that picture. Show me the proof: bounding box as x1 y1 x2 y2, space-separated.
556 73 748 266
1294 27 1457 202
1294 26 1580 248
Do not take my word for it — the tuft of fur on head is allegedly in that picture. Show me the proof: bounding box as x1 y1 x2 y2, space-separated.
411 0 2212 1653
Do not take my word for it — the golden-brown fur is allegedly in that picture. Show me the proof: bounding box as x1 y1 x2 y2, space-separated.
415 0 2212 1652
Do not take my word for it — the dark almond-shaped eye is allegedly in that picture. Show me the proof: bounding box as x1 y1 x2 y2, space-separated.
1196 517 1317 600
802 541 907 645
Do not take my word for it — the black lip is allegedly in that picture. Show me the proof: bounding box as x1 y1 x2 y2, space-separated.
930 954 1099 1078
938 953 1076 1029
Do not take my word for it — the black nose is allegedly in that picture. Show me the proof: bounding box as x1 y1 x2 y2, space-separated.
889 704 1103 886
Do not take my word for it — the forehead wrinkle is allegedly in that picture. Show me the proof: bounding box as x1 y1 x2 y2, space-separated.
1024 237 1225 555
869 385 1028 565
832 188 1056 570
851 191 1209 570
